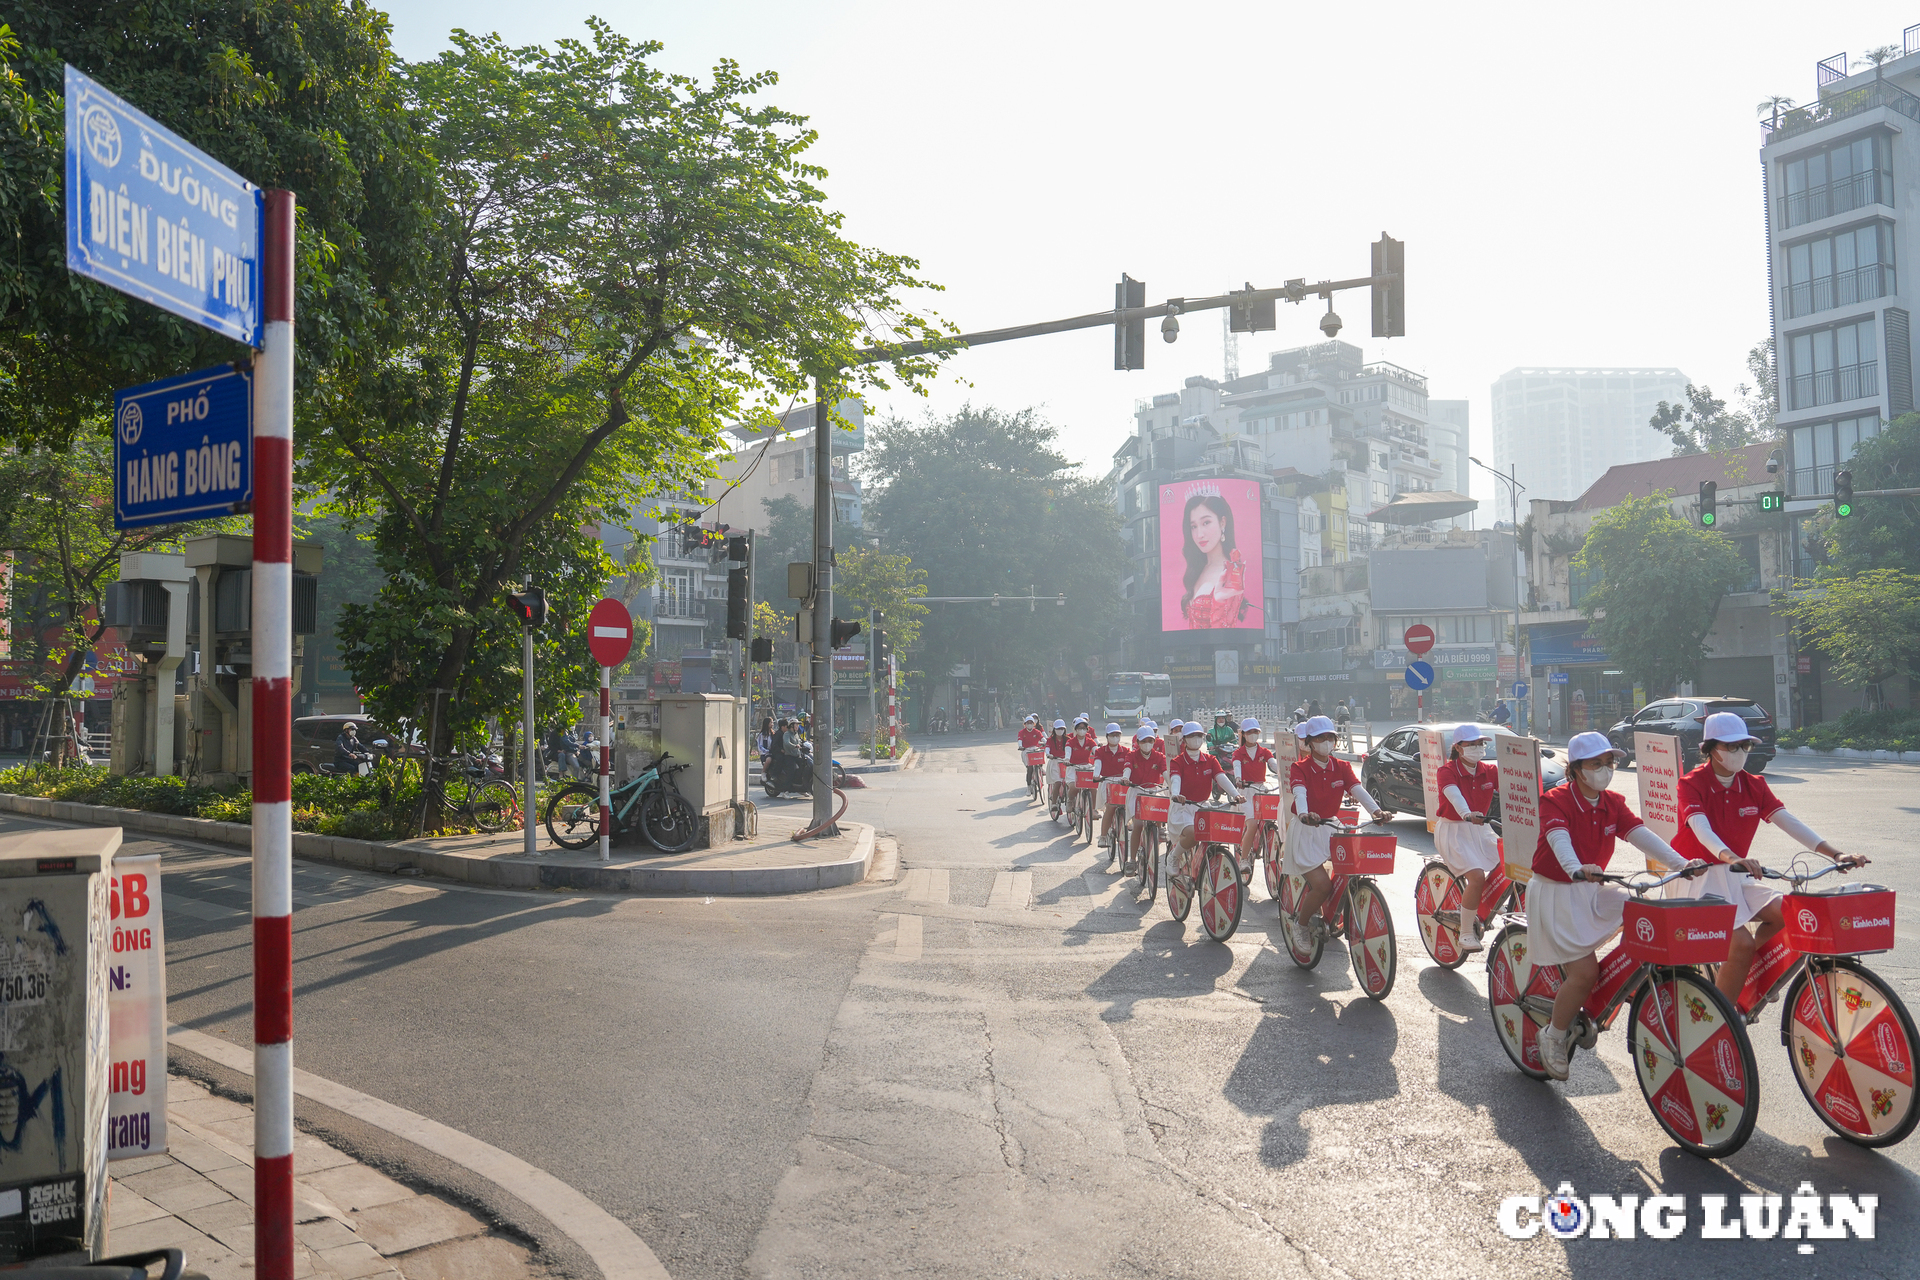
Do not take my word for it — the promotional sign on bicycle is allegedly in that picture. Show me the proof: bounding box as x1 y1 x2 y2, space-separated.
1417 726 1445 833
1494 733 1541 885
1633 732 1683 844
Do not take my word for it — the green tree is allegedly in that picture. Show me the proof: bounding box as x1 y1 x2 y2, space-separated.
755 494 816 609
1775 570 1920 707
862 405 1124 705
1823 411 1920 574
309 23 947 749
1574 492 1748 695
1650 380 1772 457
835 545 928 652
0 3 435 447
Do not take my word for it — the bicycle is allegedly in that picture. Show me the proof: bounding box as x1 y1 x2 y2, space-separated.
1100 778 1130 869
1415 817 1527 969
1726 863 1915 1147
423 752 520 834
1277 819 1399 1000
1486 865 1760 1158
1024 748 1044 802
1070 764 1099 842
1164 803 1246 942
545 751 698 853
1246 784 1285 900
1129 786 1169 906
1047 757 1069 823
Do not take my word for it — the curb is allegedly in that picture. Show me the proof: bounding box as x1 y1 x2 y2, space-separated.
167 1027 670 1280
1788 745 1920 762
0 792 876 896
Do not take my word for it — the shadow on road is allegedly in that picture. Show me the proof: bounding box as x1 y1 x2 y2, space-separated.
1222 992 1400 1172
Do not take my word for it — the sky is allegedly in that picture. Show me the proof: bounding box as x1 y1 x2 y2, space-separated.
381 0 1914 509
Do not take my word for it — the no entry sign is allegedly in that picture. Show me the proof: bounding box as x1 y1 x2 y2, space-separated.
1402 624 1436 656
588 597 634 667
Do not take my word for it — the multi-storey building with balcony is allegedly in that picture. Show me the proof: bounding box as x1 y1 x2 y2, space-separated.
1762 38 1920 577
1490 368 1690 502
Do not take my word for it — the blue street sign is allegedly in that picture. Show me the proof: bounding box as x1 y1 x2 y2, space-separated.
1512 681 1530 699
1549 672 1570 685
65 65 262 346
1404 661 1435 691
114 364 253 529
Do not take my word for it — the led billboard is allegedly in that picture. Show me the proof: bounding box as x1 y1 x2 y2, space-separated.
1159 477 1264 632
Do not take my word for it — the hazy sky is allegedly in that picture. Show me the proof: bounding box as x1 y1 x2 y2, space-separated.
381 1 1911 507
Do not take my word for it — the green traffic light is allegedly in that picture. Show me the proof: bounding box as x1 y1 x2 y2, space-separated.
1701 511 1715 525
1836 502 1852 518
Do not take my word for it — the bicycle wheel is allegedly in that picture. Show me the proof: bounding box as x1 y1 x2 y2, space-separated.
1628 968 1759 1158
1199 846 1244 943
1277 874 1324 970
1487 923 1551 1081
641 787 701 853
543 784 603 850
1416 860 1467 970
472 780 520 834
1136 825 1159 907
1783 957 1920 1148
1166 841 1195 922
1346 878 1396 1000
1261 824 1283 906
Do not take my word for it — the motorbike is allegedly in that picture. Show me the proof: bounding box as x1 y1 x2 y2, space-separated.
764 740 850 797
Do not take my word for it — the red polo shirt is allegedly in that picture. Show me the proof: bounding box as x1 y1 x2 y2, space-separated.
1436 758 1498 821
1168 749 1226 803
1671 764 1785 865
1127 744 1167 787
1530 782 1644 883
1231 744 1276 785
1067 733 1096 765
1017 725 1043 749
1289 754 1359 818
1045 734 1069 759
1093 744 1131 778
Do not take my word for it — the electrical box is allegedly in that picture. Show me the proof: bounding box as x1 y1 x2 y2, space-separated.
0 828 119 1263
657 694 745 837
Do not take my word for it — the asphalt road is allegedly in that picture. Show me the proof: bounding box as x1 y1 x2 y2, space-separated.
24 736 1919 1279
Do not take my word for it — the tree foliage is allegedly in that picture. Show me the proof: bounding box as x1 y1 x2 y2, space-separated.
1649 343 1777 457
1573 492 1748 695
1821 411 1920 575
1775 569 1920 696
835 545 927 653
861 405 1123 700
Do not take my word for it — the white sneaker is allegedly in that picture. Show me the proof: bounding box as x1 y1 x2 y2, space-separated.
1458 915 1484 953
1539 1026 1571 1081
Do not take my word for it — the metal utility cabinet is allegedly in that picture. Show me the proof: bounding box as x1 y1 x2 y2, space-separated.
656 694 744 844
0 828 119 1263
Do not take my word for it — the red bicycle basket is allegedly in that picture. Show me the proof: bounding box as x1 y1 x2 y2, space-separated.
1105 781 1130 806
1620 896 1736 965
1134 792 1170 821
1194 806 1245 842
1252 792 1283 821
1329 833 1395 874
1784 885 1896 955
1025 749 1044 767
1073 766 1098 788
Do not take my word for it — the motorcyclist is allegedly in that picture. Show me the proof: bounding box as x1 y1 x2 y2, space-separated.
334 723 374 774
1207 710 1238 764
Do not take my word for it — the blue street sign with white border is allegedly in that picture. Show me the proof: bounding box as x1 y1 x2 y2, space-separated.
1512 681 1529 699
114 364 253 529
1404 661 1435 690
1548 672 1570 684
65 65 262 346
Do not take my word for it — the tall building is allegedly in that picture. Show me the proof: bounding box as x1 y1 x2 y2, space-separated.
1490 368 1689 503
1427 399 1469 499
1761 38 1915 578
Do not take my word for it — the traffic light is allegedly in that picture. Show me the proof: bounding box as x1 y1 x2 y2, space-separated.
1698 480 1717 528
871 611 888 667
1229 282 1275 334
1834 469 1854 518
1371 233 1405 338
506 585 548 627
1114 274 1145 371
1759 490 1784 513
750 637 773 663
830 616 862 650
724 531 752 640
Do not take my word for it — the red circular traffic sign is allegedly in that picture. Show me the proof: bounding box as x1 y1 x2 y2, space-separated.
1402 623 1436 656
587 597 634 668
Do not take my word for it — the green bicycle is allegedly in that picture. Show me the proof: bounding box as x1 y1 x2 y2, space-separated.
544 751 700 853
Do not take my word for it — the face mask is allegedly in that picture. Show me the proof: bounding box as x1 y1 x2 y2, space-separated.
1715 748 1750 775
1107 735 1121 747
1184 739 1204 756
1244 735 1260 747
1582 764 1614 792
1311 739 1334 758
1460 744 1486 764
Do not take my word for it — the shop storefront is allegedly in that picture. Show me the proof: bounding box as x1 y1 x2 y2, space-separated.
1526 620 1637 737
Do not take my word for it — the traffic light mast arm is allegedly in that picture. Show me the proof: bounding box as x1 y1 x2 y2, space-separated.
850 274 1398 365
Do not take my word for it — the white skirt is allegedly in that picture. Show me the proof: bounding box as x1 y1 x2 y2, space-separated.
1168 800 1197 835
1668 861 1783 930
1435 818 1502 877
1282 814 1333 877
1525 877 1630 968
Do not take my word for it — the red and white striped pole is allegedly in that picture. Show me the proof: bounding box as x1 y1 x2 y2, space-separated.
599 666 611 861
887 655 898 754
251 189 296 1280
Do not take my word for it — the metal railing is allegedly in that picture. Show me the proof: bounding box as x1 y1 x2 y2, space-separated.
1778 169 1889 229
1788 360 1879 410
1763 79 1920 145
1782 263 1895 318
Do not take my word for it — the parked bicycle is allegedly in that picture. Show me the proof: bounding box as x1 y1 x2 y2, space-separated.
545 751 699 853
420 751 520 833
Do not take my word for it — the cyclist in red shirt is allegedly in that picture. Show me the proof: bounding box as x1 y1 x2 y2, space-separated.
1123 724 1167 851
1067 716 1096 765
1528 731 1700 1081
1668 711 1865 1002
1093 723 1132 858
1169 721 1243 885
1284 716 1388 937
1044 719 1071 810
1229 716 1276 865
1017 715 1044 750
1434 724 1501 953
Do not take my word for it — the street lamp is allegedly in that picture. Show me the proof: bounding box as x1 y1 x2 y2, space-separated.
1469 455 1529 735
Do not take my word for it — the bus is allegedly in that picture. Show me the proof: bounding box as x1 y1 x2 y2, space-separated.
1104 672 1172 726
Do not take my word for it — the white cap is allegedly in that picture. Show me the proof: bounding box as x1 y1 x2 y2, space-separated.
1294 722 1311 739
1240 717 1261 732
1452 724 1489 748
1182 722 1206 738
1303 715 1337 737
1135 725 1155 740
1052 719 1067 730
1074 715 1090 726
1025 713 1037 722
1701 711 1758 746
1104 723 1122 734
1567 730 1615 764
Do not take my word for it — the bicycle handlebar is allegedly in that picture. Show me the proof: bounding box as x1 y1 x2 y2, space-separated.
1760 861 1850 888
1594 862 1711 892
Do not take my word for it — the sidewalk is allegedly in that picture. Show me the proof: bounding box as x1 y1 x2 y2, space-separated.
109 1076 538 1280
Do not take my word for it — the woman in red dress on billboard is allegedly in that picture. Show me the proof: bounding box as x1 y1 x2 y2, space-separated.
1178 490 1255 629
